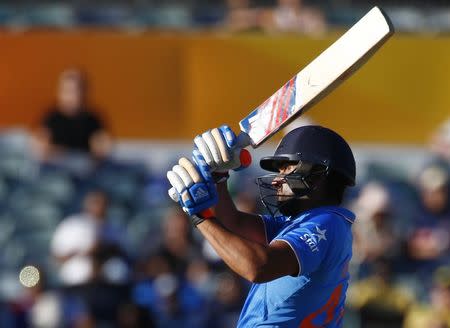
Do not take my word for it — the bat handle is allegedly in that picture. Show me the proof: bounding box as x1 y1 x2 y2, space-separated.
236 132 251 148
231 132 252 170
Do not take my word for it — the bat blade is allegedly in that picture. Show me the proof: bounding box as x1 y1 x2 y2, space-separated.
239 6 394 148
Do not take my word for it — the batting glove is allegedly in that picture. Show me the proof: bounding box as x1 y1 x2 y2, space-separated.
193 125 252 182
167 150 217 226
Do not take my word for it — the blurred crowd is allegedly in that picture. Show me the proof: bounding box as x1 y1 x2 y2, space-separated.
0 0 449 33
0 68 448 328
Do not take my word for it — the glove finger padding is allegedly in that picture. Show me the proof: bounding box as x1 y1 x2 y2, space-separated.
167 163 194 206
167 170 186 194
195 125 249 172
192 149 213 181
194 134 216 169
202 130 224 166
168 187 179 202
172 165 194 188
219 125 237 148
194 125 239 171
214 125 251 171
211 128 231 163
167 155 218 216
179 157 202 183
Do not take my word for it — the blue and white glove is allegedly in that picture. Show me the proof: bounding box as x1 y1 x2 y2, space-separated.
193 125 252 182
167 150 217 226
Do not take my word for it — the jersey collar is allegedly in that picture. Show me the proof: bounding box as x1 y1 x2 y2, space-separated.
293 205 356 224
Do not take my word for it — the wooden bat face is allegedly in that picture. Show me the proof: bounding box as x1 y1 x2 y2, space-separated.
239 7 394 148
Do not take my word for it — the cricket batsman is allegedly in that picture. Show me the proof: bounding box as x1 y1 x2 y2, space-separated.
167 125 356 327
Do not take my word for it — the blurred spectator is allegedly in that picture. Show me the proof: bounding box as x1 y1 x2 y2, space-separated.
351 182 402 275
223 0 262 32
51 190 128 286
64 278 132 328
117 302 155 328
132 254 207 328
153 207 202 276
406 164 450 272
234 191 258 213
404 266 450 328
185 257 214 298
6 267 90 328
260 0 327 35
347 258 414 328
131 207 210 327
430 117 450 164
32 68 112 161
206 271 247 328
51 190 132 326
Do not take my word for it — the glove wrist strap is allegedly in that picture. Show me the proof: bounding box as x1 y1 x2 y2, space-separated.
212 172 229 184
191 208 215 227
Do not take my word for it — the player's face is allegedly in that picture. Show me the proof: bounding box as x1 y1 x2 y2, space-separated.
272 164 298 200
257 161 323 216
272 161 325 204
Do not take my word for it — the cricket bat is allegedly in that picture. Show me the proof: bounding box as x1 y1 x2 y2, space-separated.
169 6 393 200
237 6 394 148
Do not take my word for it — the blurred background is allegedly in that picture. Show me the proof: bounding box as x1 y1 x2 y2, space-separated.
0 0 449 327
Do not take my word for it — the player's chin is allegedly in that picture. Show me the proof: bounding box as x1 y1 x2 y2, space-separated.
278 198 310 216
276 193 294 202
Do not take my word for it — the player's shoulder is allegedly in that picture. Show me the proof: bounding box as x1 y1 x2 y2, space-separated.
298 205 355 231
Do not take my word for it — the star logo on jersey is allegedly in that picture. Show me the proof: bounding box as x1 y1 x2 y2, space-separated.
299 225 327 253
313 226 327 242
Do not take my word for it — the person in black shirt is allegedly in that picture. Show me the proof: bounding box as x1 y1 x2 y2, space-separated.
34 69 112 159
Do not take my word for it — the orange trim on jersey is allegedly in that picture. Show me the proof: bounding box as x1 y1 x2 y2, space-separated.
298 284 343 328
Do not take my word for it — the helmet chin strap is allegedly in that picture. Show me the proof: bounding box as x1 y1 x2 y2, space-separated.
261 187 312 217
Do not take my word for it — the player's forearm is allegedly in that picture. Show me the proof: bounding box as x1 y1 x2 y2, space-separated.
197 218 270 283
213 181 267 245
214 181 241 226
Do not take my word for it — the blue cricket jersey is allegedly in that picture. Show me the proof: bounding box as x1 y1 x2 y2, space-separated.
237 206 355 328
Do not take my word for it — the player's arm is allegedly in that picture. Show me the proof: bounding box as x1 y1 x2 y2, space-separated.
167 154 299 282
197 218 298 282
213 181 267 245
187 125 267 244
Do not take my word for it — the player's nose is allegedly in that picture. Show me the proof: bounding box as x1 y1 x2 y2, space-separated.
271 176 285 188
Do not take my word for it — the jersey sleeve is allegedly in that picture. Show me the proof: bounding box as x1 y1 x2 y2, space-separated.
259 215 290 243
273 214 343 276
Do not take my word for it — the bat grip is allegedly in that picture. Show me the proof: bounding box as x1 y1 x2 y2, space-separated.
236 132 251 148
231 132 252 170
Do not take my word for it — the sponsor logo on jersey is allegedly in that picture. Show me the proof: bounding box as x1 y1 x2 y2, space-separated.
300 225 327 252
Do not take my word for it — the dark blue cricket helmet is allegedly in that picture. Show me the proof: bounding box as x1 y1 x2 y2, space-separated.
260 125 356 186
